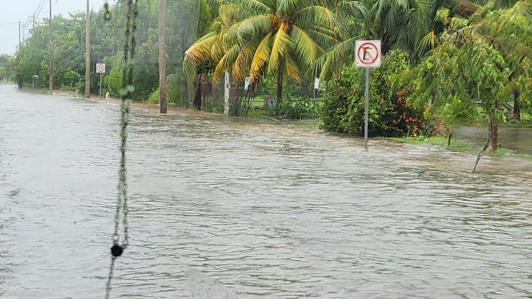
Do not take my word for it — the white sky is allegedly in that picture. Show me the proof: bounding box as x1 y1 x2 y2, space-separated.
0 0 112 55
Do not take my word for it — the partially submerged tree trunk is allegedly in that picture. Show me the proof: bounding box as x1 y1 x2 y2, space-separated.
447 124 453 146
512 90 521 121
224 69 230 116
488 115 498 151
232 81 239 116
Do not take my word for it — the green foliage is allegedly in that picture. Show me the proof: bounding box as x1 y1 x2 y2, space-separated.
412 7 532 127
0 55 14 81
14 0 199 102
148 88 159 104
279 96 319 120
321 50 427 137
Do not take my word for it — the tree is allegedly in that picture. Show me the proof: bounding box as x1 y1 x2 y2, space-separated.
185 0 338 112
0 55 14 81
413 29 508 150
184 2 243 114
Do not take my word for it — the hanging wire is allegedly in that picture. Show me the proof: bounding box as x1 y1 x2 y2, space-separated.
105 0 139 297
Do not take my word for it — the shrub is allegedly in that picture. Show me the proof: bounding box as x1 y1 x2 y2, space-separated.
320 50 428 137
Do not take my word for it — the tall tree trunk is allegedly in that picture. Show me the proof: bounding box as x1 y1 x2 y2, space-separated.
224 69 230 116
232 80 239 116
488 115 498 151
48 0 53 93
85 0 91 98
276 66 283 115
158 0 167 114
512 90 521 121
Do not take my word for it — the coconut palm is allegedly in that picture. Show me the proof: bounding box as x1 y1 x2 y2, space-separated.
187 0 338 109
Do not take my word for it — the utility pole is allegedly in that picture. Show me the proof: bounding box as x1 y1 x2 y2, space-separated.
48 0 53 93
19 21 21 48
159 0 167 113
85 0 91 98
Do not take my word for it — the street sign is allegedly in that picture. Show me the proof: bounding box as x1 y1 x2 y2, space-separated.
96 63 106 74
314 78 320 90
244 77 251 90
354 40 382 151
355 40 381 68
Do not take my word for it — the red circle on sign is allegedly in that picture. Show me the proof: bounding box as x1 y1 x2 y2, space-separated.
357 42 379 65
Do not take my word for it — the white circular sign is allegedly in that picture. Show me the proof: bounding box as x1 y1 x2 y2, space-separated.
355 40 382 68
96 63 106 74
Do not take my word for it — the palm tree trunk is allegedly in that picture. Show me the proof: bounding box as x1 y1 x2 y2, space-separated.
276 66 283 115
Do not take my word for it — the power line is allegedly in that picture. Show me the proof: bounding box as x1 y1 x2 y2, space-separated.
0 22 19 27
34 0 46 20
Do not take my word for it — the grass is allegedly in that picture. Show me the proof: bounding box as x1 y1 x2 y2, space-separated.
388 136 532 161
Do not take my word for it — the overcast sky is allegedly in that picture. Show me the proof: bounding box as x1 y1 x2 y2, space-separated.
0 0 112 55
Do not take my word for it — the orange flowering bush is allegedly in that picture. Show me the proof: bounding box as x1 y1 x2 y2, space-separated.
321 50 432 137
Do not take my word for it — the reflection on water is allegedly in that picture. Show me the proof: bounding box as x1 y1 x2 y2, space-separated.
454 125 532 155
0 85 531 298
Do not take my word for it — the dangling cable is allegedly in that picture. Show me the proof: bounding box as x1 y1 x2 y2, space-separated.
104 0 139 298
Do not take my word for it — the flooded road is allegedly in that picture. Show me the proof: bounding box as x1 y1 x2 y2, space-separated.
1 85 532 299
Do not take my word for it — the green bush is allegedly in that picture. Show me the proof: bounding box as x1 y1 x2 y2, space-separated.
279 96 319 119
147 88 159 104
59 84 75 91
320 50 428 137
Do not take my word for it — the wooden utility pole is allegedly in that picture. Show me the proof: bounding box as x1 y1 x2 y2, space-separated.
85 0 91 98
159 0 167 113
18 21 21 48
48 0 53 93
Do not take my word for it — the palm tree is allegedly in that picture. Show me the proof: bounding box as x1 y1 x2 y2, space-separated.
184 2 241 114
186 0 338 110
227 0 337 108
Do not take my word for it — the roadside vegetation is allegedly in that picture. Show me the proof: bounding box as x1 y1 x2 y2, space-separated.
10 0 532 151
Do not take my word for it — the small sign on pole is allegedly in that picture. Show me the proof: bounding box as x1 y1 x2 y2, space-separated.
314 78 320 90
355 40 382 151
244 77 251 90
355 40 381 68
96 63 105 100
96 63 106 73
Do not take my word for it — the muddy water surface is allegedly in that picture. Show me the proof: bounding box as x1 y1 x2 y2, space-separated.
1 85 532 298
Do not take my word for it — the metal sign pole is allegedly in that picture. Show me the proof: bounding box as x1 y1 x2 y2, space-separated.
364 68 369 151
355 40 381 151
99 73 102 100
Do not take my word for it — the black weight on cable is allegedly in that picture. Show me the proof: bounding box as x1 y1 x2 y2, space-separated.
104 0 139 297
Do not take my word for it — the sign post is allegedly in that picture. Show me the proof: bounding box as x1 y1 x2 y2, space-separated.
96 63 106 100
355 40 381 151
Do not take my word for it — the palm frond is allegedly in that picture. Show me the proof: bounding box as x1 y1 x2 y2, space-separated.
309 37 357 80
295 6 336 29
213 43 243 82
307 28 338 49
233 36 263 83
240 0 273 13
290 25 319 67
285 54 301 82
268 26 292 74
277 0 304 16
232 15 272 38
185 34 219 65
250 32 273 80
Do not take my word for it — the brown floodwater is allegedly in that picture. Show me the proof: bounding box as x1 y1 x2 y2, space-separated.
1 85 531 298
